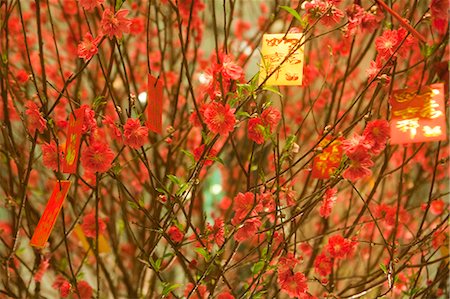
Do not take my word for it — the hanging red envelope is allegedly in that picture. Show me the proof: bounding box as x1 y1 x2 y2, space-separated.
30 180 71 248
63 106 86 173
390 83 447 144
312 136 344 179
259 33 304 86
147 74 163 134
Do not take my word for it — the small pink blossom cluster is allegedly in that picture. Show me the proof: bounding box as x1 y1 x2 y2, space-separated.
342 119 390 182
303 0 344 27
247 107 281 144
277 253 309 298
314 235 357 280
77 5 138 61
367 28 416 82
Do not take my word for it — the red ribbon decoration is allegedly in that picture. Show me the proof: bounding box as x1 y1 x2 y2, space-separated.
147 74 163 134
30 180 71 248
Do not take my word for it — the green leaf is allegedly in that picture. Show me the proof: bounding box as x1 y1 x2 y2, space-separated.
420 43 436 58
115 0 124 11
251 260 265 274
379 263 387 274
92 95 106 111
128 200 139 210
181 149 195 163
149 256 160 272
162 282 181 296
262 86 283 97
176 182 189 196
167 174 181 186
236 111 251 118
194 247 210 261
280 6 302 23
210 156 224 165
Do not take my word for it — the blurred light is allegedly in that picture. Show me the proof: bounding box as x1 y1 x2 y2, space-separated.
210 184 222 195
198 73 209 84
432 89 440 95
138 92 147 104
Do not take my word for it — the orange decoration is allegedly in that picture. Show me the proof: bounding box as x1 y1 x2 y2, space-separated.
30 181 71 248
73 224 111 254
147 74 163 134
312 136 344 179
390 83 447 144
63 106 86 173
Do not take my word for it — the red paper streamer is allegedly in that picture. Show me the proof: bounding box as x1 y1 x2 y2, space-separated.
147 74 163 134
312 136 344 179
30 180 71 248
390 83 447 144
62 106 86 173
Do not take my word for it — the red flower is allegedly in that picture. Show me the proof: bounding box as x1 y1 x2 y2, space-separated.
431 0 449 34
123 118 149 149
261 107 281 130
363 119 390 155
78 0 103 11
342 134 371 159
25 101 47 135
248 117 265 144
375 28 415 60
232 192 258 224
81 211 107 238
342 152 374 182
189 104 207 127
314 253 332 276
129 18 144 35
81 142 115 173
366 58 382 81
278 271 308 298
212 217 225 247
16 70 29 83
193 144 218 166
78 33 100 61
102 116 122 141
81 105 97 134
184 283 208 299
234 217 261 242
218 292 235 299
34 258 49 282
77 280 93 299
319 188 337 218
167 225 184 243
41 141 64 171
430 199 445 215
101 8 131 39
375 29 398 59
52 275 72 298
203 102 236 135
221 54 243 80
326 235 353 259
279 252 302 272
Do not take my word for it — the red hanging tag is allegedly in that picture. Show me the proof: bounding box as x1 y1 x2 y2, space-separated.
312 136 344 179
390 83 447 144
62 106 86 173
30 180 71 248
147 74 163 134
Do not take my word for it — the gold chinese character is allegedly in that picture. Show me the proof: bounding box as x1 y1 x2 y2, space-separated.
419 99 443 119
393 107 420 119
396 118 420 139
315 160 328 175
394 91 416 103
423 126 442 137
